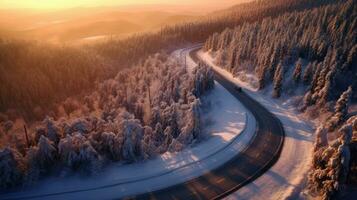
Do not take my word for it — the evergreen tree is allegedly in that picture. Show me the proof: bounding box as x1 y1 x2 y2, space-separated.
303 62 314 85
257 66 267 90
293 58 303 83
96 132 123 161
36 135 57 170
335 86 352 120
269 45 280 81
0 148 25 188
273 62 284 98
59 133 102 174
326 86 353 131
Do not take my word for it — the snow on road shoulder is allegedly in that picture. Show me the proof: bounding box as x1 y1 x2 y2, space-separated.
198 50 315 200
0 49 255 200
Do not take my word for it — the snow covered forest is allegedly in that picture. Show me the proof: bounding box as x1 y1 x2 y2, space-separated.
203 0 357 199
0 0 336 121
0 0 355 197
0 0 315 190
204 0 356 104
0 54 214 188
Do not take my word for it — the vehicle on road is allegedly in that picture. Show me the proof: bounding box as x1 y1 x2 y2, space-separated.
235 86 242 92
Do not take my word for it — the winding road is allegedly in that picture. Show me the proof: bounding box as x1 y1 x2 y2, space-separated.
1 46 285 200
128 46 285 199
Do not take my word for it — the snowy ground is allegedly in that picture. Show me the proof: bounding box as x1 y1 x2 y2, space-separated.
0 48 256 200
198 50 315 200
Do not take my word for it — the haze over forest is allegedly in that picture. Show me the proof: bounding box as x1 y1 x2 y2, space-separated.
0 0 251 43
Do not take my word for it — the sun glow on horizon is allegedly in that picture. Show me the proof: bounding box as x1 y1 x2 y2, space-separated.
0 0 246 10
1 0 137 10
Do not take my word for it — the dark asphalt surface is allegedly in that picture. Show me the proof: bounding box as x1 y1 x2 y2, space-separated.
127 48 285 200
1 47 285 200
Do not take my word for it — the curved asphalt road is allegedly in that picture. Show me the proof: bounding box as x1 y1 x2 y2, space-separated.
1 46 285 200
127 47 285 200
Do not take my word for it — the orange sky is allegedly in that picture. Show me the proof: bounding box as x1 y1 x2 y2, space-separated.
0 0 249 10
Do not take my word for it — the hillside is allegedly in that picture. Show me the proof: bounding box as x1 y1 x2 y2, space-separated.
1 0 341 121
204 0 356 104
0 9 200 42
0 53 214 188
202 0 356 199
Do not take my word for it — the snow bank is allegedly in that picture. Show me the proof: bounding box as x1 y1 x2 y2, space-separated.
172 44 203 74
198 50 315 200
0 49 255 200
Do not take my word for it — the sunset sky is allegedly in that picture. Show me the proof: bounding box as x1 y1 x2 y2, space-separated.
0 0 247 10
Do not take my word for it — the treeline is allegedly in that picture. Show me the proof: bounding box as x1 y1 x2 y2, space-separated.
203 0 356 199
0 0 339 120
0 54 214 188
204 0 356 106
93 0 339 65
